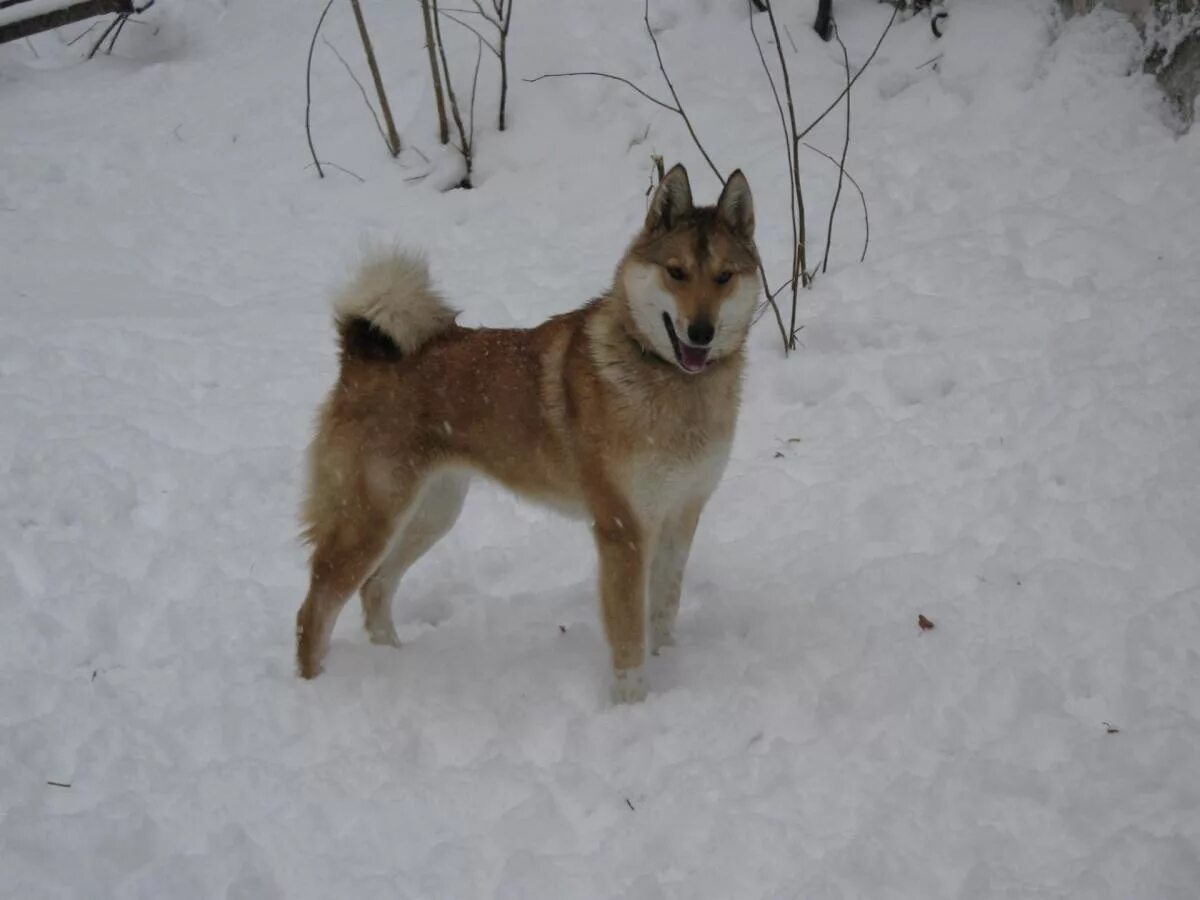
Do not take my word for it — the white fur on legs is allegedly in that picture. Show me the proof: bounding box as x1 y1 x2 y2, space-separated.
360 471 469 645
612 665 648 704
649 503 702 655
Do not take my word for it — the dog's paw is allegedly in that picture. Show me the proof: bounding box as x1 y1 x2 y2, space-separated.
650 630 675 656
611 666 648 704
367 625 402 648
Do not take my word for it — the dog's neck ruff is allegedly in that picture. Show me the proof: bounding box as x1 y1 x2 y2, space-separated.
624 323 685 373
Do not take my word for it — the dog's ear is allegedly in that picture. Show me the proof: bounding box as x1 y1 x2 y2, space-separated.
645 164 694 232
717 169 755 241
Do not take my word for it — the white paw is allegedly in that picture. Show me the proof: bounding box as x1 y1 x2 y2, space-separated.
650 629 675 656
367 625 402 648
611 666 648 704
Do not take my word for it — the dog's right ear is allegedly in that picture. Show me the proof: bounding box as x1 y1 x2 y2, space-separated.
645 164 693 232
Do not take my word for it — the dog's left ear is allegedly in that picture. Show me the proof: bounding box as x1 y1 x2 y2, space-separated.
717 170 755 241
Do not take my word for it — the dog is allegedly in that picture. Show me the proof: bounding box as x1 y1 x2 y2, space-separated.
295 164 760 702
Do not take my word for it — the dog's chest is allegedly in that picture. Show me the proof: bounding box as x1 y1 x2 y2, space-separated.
624 428 732 522
618 374 739 515
628 436 729 520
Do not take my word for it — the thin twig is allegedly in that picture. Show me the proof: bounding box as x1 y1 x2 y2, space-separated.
642 0 721 182
747 0 795 351
87 15 122 59
802 143 868 263
106 11 130 54
323 37 390 151
797 6 898 143
465 0 501 27
85 0 154 59
438 10 500 57
305 161 366 182
524 72 677 114
821 20 851 275
783 22 797 53
65 21 101 46
468 34 483 151
432 0 473 186
305 0 337 179
762 0 809 348
438 5 490 17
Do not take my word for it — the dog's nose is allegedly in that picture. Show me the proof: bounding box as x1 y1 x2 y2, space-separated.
686 319 715 346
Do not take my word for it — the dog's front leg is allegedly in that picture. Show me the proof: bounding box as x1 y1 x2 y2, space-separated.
649 499 704 655
590 503 649 704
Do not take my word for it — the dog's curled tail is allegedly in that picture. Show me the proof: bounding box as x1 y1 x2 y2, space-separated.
333 249 457 362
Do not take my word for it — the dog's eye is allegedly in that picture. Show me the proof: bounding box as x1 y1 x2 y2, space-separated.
714 271 733 285
666 266 687 282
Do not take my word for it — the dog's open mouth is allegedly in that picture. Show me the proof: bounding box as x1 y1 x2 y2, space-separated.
662 313 710 374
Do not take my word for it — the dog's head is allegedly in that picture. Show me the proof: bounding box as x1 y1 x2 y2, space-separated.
621 164 760 374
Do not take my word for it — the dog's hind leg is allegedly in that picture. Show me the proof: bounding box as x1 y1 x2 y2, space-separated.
649 499 704 655
360 471 469 646
296 456 422 679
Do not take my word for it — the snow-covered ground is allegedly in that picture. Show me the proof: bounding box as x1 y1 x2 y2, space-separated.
2 0 1199 896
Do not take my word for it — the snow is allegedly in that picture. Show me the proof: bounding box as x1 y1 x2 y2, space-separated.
2 0 1199 897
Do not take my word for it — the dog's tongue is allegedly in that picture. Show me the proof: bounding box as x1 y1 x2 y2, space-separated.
679 344 709 373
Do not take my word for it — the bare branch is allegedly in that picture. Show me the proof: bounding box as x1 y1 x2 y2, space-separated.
106 7 131 53
64 21 102 46
86 14 122 58
468 33 483 151
437 5 489 17
747 0 796 352
305 0 337 178
323 37 391 153
438 10 500 57
642 0 721 182
524 72 678 114
821 19 850 275
464 0 500 28
760 0 810 348
304 161 366 182
797 6 898 143
802 143 869 263
84 0 153 59
432 0 473 186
